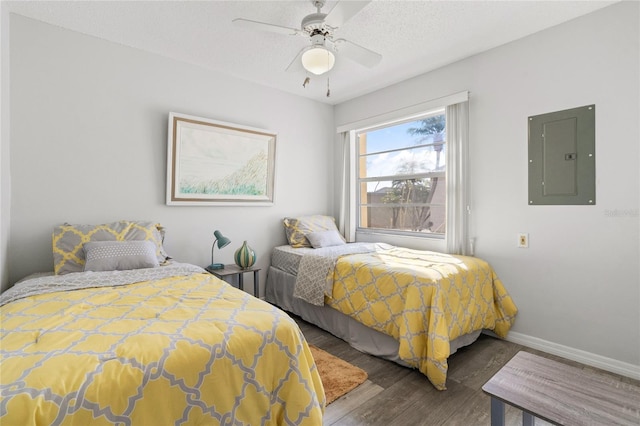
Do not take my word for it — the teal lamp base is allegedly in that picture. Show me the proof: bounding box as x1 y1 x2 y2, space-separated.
209 230 231 272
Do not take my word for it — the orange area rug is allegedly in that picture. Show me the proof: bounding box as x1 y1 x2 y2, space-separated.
309 345 368 405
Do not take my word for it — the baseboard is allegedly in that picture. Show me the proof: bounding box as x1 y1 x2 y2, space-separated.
504 331 640 380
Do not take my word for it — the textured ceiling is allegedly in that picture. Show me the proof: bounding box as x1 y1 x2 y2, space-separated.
6 0 618 105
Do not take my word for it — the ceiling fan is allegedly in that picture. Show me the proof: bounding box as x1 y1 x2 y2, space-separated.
233 0 382 76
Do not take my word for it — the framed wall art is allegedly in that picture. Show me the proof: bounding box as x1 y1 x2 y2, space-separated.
167 112 276 206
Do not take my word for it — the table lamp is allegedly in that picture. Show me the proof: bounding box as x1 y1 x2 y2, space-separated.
209 230 230 270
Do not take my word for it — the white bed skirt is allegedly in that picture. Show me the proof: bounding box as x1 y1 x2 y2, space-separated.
265 266 481 366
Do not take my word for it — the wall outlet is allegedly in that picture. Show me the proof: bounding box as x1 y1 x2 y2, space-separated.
518 233 529 248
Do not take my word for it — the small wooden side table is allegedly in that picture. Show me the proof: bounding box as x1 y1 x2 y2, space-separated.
205 264 260 297
482 350 640 426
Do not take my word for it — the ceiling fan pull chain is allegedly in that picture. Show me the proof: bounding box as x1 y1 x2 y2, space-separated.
326 77 330 97
303 76 311 88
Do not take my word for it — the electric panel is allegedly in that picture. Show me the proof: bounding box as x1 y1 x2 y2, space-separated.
528 105 595 205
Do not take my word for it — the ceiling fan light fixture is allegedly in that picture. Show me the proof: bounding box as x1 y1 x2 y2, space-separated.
301 46 335 75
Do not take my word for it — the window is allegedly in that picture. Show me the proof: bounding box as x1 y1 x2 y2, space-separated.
338 91 468 253
356 108 446 237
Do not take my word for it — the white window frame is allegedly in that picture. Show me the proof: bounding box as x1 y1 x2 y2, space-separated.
337 91 469 254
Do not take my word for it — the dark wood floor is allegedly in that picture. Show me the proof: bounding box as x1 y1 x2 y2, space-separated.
292 315 639 426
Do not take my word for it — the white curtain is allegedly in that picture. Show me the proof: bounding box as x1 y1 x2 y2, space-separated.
445 101 471 255
337 131 356 242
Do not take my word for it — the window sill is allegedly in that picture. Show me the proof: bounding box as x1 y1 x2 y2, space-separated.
355 230 445 252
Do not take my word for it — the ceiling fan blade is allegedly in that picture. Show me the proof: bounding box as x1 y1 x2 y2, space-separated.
334 38 382 68
324 1 370 28
285 47 307 73
232 18 301 36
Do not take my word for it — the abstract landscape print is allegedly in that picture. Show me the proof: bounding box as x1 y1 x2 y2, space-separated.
167 112 276 205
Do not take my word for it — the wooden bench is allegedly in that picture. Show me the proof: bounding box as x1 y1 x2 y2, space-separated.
482 351 640 426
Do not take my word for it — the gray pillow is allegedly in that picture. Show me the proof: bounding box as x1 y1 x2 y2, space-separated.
306 230 347 248
53 221 170 275
83 240 159 272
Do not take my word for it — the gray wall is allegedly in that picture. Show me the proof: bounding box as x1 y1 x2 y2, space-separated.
5 14 334 295
0 5 10 292
335 2 639 375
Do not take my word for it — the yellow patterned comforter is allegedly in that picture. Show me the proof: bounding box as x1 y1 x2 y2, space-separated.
324 247 517 390
0 264 324 425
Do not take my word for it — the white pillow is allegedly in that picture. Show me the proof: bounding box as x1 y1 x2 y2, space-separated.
83 240 159 272
283 215 342 248
306 230 347 248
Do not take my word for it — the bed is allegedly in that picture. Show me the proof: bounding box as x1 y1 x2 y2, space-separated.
265 215 518 391
0 221 324 425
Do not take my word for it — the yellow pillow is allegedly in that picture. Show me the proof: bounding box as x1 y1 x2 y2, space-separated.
283 215 344 248
52 221 169 275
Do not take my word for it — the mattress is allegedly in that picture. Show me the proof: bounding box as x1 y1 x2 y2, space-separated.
270 243 382 276
0 263 324 425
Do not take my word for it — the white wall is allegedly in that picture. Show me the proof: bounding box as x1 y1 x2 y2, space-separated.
6 14 334 295
335 2 639 374
0 5 10 292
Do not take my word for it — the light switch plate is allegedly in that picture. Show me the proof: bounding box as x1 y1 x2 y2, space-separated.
518 233 529 248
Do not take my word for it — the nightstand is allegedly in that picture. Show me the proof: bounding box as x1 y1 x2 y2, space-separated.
205 264 260 297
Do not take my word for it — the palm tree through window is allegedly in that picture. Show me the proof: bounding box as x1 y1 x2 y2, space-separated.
356 109 446 237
